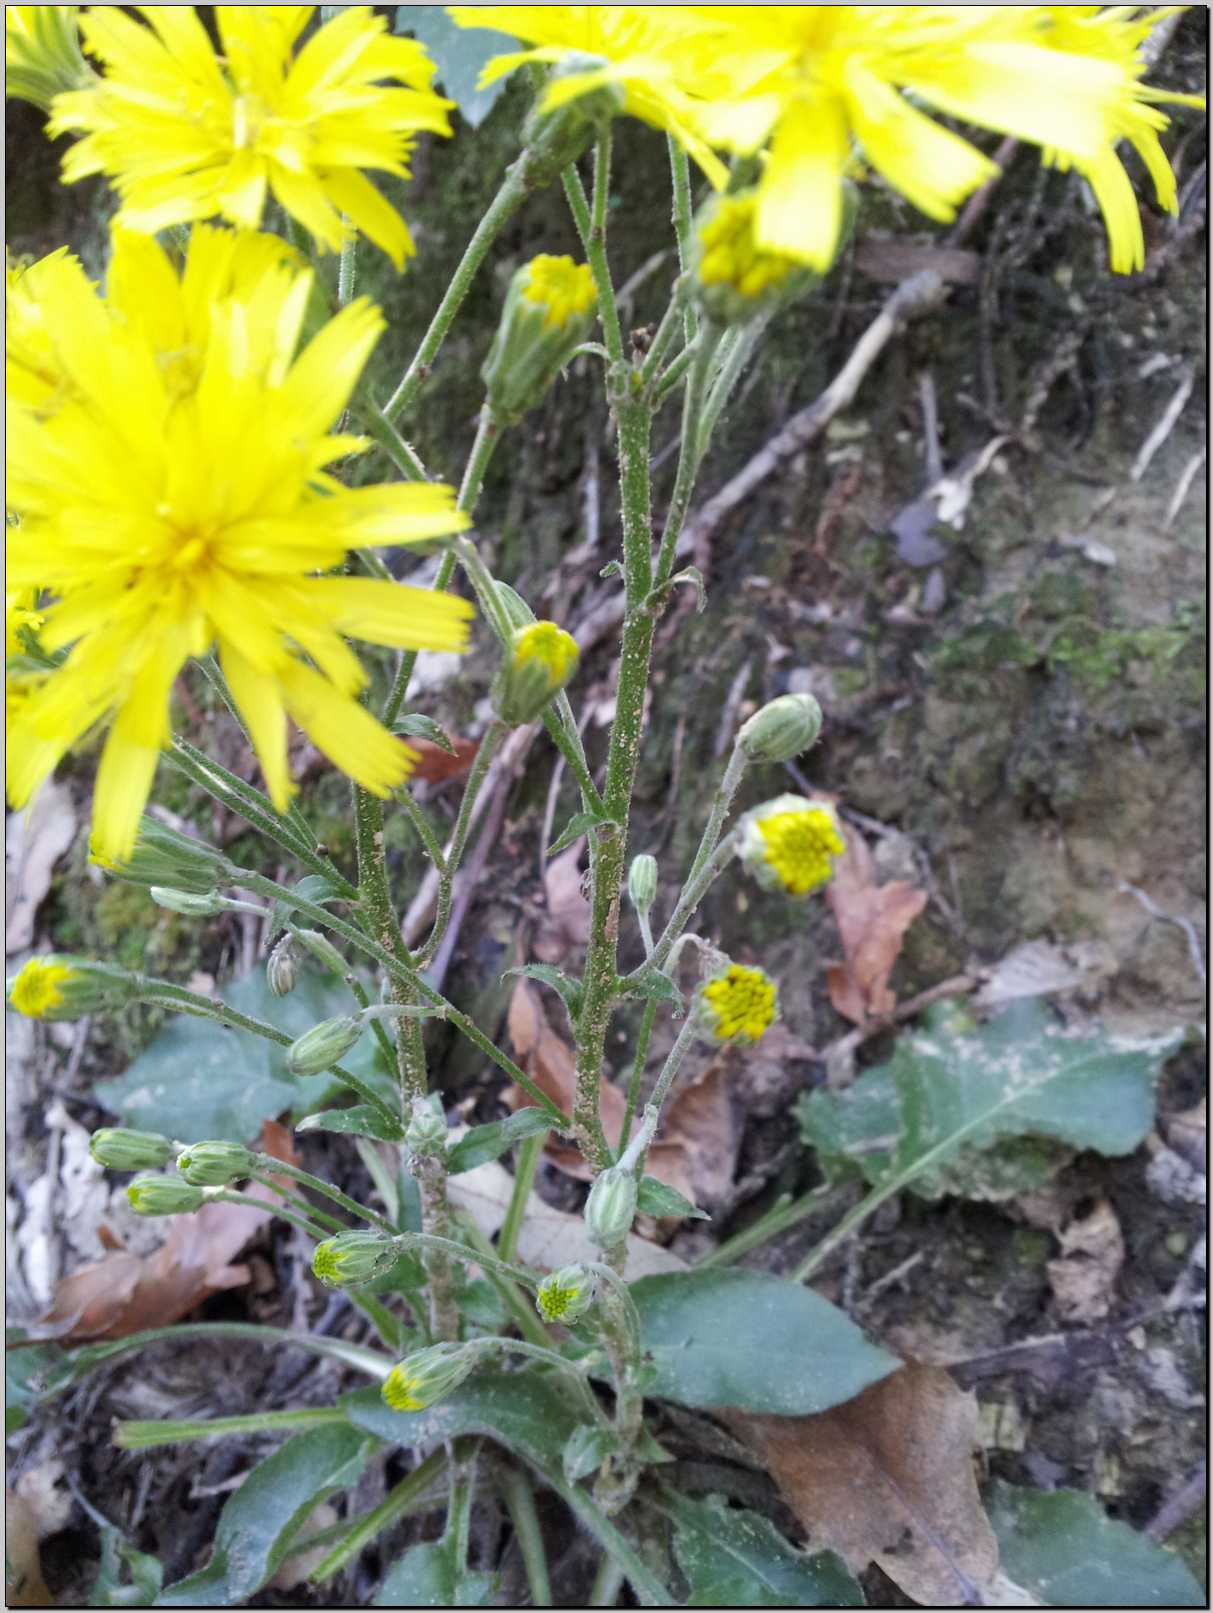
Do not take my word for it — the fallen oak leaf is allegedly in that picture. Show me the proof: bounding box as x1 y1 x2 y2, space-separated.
730 1363 1000 1606
825 821 926 1025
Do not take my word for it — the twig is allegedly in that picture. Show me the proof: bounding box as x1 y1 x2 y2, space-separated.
1164 449 1206 532
1130 366 1194 483
1145 1461 1206 1544
1118 880 1206 988
945 136 1020 249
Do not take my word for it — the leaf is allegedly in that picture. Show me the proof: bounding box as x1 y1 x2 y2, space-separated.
630 1269 899 1414
446 1109 553 1175
5 1489 51 1607
96 968 395 1143
394 5 518 128
825 821 927 1024
156 1424 375 1606
734 1363 999 1606
546 811 606 858
375 1541 498 1607
501 962 582 1025
6 1333 64 1435
92 1525 164 1607
800 998 1181 1203
987 1481 1205 1608
266 872 347 944
659 1490 863 1607
392 713 456 753
407 736 480 785
1045 1197 1125 1323
626 969 684 1008
637 1175 709 1221
296 1105 405 1142
664 564 707 613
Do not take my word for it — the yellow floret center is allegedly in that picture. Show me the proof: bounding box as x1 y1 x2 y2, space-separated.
701 964 777 1044
756 807 846 896
537 1277 581 1322
514 622 578 683
382 1365 426 1412
522 254 596 330
698 196 798 300
10 958 74 1018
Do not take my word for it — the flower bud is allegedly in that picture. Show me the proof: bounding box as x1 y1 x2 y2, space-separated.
584 1167 638 1249
695 962 779 1046
5 5 92 113
382 1343 480 1413
536 1264 598 1324
6 954 136 1021
737 693 823 764
127 1175 205 1216
176 1141 257 1187
482 255 596 424
291 928 348 977
149 887 227 916
737 795 846 898
89 1128 176 1171
520 59 626 187
627 854 658 917
286 1015 364 1077
492 622 580 726
92 816 230 895
692 186 853 326
313 1231 401 1288
266 935 299 998
404 1103 448 1158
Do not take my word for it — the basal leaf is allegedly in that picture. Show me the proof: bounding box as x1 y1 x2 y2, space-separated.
660 1489 863 1607
394 6 517 129
375 1541 498 1607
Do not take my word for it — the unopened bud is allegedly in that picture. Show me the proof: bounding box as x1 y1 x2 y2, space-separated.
127 1175 205 1216
492 622 580 726
150 887 226 916
382 1343 480 1412
291 929 347 977
90 1128 175 1171
6 954 136 1021
737 693 823 764
92 816 230 895
176 1141 257 1187
286 1015 364 1077
536 1264 597 1324
627 854 658 916
482 254 597 424
519 60 625 187
313 1231 401 1288
405 1104 448 1158
584 1167 638 1249
266 935 299 998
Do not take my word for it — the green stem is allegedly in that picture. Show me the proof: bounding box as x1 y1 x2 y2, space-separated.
393 789 448 874
697 1184 843 1269
212 1189 328 1241
644 1010 698 1123
114 1406 344 1449
498 1130 543 1265
413 1154 460 1341
310 1448 449 1583
652 335 702 405
384 159 528 422
684 745 747 890
497 1464 553 1608
639 279 688 391
453 1212 553 1351
417 720 505 967
554 1477 672 1605
351 1290 408 1353
667 137 697 341
654 326 718 589
335 965 397 1066
383 552 456 727
252 1173 347 1236
792 1174 906 1285
359 395 429 482
564 139 624 364
589 1551 626 1608
697 316 770 459
617 998 658 1156
258 1157 396 1236
337 231 356 307
398 1229 539 1289
635 832 738 978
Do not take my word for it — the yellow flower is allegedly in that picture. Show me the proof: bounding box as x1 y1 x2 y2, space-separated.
5 225 473 863
739 794 846 897
535 1264 597 1323
48 6 454 266
493 621 580 725
6 246 86 419
382 1344 477 1412
698 963 778 1044
522 253 596 331
448 4 733 186
686 5 1200 273
7 956 75 1018
513 621 579 683
6 953 137 1020
697 193 801 300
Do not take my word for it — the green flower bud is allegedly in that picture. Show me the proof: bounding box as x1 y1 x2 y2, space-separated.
382 1343 480 1412
520 59 625 187
4 5 92 114
266 935 299 998
312 1231 401 1288
494 582 537 631
127 1175 205 1216
91 815 230 895
737 693 824 764
285 1015 364 1077
404 1105 448 1158
584 1167 638 1249
176 1141 257 1187
291 929 348 977
492 622 580 726
696 962 779 1046
6 954 137 1021
149 887 227 916
627 854 658 917
536 1264 598 1324
737 795 846 898
89 1128 176 1171
482 255 597 425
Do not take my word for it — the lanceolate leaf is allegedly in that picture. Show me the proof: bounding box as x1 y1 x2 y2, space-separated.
375 1541 498 1607
501 963 583 1024
446 1109 553 1175
297 1105 405 1142
637 1174 709 1221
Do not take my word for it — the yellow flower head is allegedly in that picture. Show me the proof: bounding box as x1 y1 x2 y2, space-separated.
522 254 597 331
7 956 76 1019
6 587 45 658
493 621 580 725
535 1264 596 1323
6 247 85 418
381 1344 477 1412
697 193 801 301
697 962 778 1044
48 6 454 266
5 225 473 864
513 621 579 683
739 794 846 897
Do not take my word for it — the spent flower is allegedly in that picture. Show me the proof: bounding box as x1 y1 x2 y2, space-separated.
90 1128 176 1172
584 1166 638 1248
737 691 824 764
738 794 846 897
286 1015 365 1078
176 1141 258 1187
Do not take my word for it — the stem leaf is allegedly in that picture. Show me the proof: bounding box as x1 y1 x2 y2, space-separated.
297 1105 405 1142
547 809 615 858
447 1109 554 1175
502 963 583 1023
393 713 457 754
637 1174 709 1222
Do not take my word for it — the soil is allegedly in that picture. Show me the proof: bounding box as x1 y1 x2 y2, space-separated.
5 23 1207 1608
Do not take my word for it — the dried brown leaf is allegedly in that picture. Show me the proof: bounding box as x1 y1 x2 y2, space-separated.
1046 1196 1124 1323
5 780 77 955
659 1062 740 1218
5 1490 52 1607
731 1363 1000 1605
409 735 479 785
826 826 927 1024
533 840 592 963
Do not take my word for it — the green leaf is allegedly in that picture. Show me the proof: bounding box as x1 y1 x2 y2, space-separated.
267 872 347 944
297 1105 405 1141
987 1481 1205 1608
392 713 456 753
664 564 707 613
6 1330 66 1434
626 969 684 1009
800 998 1181 1202
631 1269 899 1414
502 963 582 1023
637 1174 708 1221
92 1526 164 1607
660 1490 863 1607
547 810 611 858
156 1424 375 1605
394 6 517 129
375 1541 498 1607
446 1109 553 1175
96 969 396 1143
